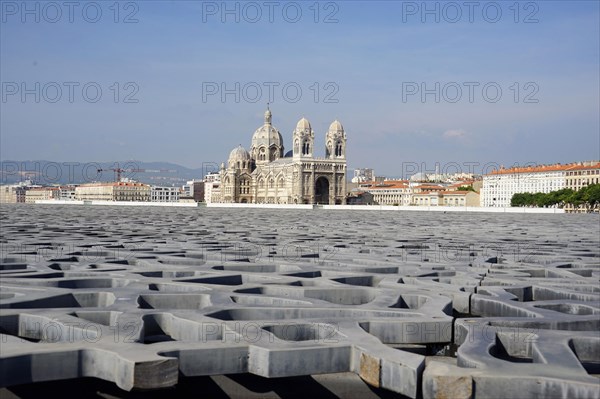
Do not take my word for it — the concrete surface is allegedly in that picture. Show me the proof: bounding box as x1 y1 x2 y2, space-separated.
0 204 597 398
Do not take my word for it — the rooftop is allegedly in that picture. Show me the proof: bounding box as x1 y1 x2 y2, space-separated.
488 162 600 176
78 182 150 187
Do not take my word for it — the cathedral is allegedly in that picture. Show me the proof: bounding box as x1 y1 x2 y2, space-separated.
219 108 347 204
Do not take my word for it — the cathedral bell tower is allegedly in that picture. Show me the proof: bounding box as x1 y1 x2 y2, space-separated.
292 117 314 158
326 120 346 159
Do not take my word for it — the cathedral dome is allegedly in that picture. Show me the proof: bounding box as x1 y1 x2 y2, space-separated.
296 117 311 130
229 145 250 162
329 120 344 132
251 108 284 158
251 125 283 146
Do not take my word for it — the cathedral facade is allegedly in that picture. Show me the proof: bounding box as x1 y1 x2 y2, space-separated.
219 108 347 205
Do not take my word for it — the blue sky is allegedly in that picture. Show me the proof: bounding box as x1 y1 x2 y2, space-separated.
1 0 599 176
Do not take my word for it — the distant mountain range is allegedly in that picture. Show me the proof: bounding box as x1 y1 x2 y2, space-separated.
0 160 215 186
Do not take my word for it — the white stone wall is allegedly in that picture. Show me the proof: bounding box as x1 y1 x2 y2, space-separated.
565 167 600 190
367 188 412 205
0 185 18 203
151 187 180 202
204 181 221 204
481 171 566 207
75 185 114 201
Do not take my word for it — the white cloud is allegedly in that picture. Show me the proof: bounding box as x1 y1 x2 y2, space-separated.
443 129 467 139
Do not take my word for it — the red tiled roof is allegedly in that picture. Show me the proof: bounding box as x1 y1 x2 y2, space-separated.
368 183 408 190
448 181 474 187
488 162 600 175
413 192 442 196
413 185 444 190
565 162 600 171
442 190 474 196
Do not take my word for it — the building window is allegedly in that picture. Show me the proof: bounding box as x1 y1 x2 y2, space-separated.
302 141 310 155
335 141 343 156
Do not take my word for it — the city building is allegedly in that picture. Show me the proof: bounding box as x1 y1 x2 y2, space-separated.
182 179 205 202
192 182 205 202
409 172 429 182
411 184 446 193
359 180 412 206
445 180 482 192
409 172 480 183
564 162 600 213
442 191 480 207
352 168 375 183
205 181 221 204
0 180 34 204
481 164 569 207
75 182 151 202
151 186 180 202
181 181 193 197
0 185 17 204
481 162 600 207
354 179 481 207
59 186 77 201
565 162 600 190
413 190 480 207
203 173 221 204
219 108 347 204
25 187 60 203
413 191 442 206
346 191 375 205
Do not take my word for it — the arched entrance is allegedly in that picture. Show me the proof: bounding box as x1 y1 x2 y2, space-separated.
314 177 330 204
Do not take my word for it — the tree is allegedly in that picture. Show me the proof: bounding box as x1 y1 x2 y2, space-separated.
554 188 575 207
510 185 599 210
511 193 526 207
533 192 547 207
567 189 584 208
585 185 600 209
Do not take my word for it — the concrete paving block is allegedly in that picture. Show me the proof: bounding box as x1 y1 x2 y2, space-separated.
0 205 598 398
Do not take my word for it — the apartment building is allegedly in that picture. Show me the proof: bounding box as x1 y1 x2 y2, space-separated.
25 187 60 203
565 162 600 190
75 182 151 201
361 180 412 206
482 162 600 207
481 164 568 207
151 186 180 202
